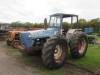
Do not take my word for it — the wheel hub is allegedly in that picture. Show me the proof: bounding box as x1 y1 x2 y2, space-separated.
13 41 20 48
54 45 64 64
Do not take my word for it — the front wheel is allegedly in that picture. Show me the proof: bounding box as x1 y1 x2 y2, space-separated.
42 37 68 69
11 40 20 48
70 32 88 58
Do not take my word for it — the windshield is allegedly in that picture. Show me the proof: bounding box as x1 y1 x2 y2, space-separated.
49 16 61 28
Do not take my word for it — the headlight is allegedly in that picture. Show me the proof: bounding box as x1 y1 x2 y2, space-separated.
29 33 36 38
28 34 32 37
36 38 40 41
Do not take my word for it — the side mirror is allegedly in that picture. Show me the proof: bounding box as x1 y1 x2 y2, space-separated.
44 18 47 29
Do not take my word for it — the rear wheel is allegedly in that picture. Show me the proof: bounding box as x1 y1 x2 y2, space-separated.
70 32 88 58
42 37 68 69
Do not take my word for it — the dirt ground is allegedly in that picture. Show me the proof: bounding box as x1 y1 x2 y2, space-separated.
0 41 94 75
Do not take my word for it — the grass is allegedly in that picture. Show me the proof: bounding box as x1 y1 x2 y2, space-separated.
6 36 100 75
70 36 100 71
71 45 100 71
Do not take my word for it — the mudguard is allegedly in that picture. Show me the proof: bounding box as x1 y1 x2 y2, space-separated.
66 29 82 43
67 29 82 34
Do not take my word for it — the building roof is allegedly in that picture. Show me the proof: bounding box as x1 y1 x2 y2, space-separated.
51 13 78 18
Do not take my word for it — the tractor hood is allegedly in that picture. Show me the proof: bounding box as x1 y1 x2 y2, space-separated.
19 28 59 48
28 28 59 38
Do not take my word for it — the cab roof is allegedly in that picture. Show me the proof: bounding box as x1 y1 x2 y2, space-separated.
51 13 78 18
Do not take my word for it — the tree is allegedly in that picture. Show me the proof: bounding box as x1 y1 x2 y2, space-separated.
78 19 87 28
89 18 100 33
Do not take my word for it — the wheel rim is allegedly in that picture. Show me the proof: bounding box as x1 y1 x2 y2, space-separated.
13 41 20 48
54 45 65 64
76 38 86 54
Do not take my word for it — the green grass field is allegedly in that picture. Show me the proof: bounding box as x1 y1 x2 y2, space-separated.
71 45 100 71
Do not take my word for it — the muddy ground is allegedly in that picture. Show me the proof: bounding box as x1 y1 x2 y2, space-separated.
0 41 94 75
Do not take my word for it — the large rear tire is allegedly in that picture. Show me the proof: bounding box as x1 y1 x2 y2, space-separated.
70 31 88 58
42 37 68 69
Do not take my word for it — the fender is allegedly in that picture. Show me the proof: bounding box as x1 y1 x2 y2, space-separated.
66 29 82 43
67 29 82 34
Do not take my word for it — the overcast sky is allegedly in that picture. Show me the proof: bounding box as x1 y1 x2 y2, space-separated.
0 0 100 23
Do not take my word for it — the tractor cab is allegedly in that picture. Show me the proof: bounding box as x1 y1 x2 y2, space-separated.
47 13 79 34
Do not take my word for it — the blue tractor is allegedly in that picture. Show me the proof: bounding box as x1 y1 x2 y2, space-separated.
19 13 88 69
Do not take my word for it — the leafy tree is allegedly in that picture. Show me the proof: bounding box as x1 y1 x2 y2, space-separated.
89 18 100 33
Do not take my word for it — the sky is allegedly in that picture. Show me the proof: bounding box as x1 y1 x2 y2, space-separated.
0 0 100 23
